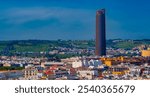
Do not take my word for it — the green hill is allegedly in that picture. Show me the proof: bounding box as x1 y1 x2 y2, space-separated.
0 39 150 54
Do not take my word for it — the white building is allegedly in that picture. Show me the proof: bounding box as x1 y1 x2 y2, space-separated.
87 59 102 67
72 59 102 68
77 70 98 80
72 61 83 68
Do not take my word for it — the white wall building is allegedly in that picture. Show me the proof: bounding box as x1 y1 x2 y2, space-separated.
72 61 83 68
72 59 102 68
77 70 98 80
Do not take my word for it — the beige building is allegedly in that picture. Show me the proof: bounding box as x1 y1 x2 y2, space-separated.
3 63 11 67
24 67 38 80
77 70 98 80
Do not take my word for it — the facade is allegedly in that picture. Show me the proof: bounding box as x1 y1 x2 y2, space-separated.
141 50 150 57
77 70 98 80
95 9 106 56
72 61 83 68
41 62 64 68
72 59 102 68
109 66 130 75
24 67 38 80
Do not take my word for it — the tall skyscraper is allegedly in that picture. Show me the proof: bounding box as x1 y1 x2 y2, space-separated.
95 9 106 56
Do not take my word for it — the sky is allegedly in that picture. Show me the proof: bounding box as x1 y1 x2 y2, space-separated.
0 0 150 40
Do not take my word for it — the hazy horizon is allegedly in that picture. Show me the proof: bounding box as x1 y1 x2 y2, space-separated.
0 39 150 41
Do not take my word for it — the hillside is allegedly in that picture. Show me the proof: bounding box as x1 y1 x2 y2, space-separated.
0 39 150 54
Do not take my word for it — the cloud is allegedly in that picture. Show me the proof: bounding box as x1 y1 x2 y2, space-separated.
0 7 94 25
0 7 97 40
0 6 126 40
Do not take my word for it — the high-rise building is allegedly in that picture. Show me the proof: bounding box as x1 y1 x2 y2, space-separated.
95 9 106 56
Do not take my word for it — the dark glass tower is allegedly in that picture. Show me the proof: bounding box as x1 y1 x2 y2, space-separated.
95 9 106 56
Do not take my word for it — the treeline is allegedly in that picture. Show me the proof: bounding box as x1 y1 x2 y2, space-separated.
0 67 24 71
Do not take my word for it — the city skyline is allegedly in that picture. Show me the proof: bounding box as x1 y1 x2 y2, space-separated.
0 0 150 40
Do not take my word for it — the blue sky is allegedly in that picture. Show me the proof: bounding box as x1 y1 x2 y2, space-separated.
0 0 150 40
